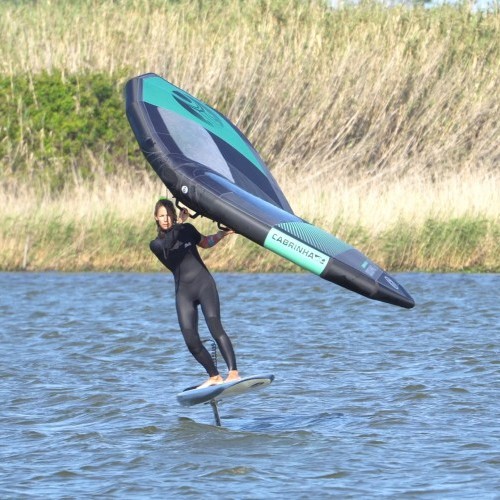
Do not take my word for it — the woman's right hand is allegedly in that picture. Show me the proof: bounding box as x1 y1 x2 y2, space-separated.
179 208 189 223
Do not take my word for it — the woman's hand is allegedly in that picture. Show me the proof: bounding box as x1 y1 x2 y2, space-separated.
179 208 189 223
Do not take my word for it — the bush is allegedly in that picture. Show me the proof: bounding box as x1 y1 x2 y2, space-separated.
0 71 141 190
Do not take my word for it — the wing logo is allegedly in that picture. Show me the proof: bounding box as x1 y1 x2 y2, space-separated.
271 233 327 266
264 228 329 275
172 90 223 128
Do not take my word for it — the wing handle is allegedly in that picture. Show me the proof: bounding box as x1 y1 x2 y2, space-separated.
217 222 232 232
174 199 202 219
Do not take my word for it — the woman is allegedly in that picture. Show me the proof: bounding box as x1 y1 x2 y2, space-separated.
150 198 240 389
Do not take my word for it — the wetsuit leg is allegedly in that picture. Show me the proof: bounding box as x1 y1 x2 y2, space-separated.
176 286 219 377
198 276 237 372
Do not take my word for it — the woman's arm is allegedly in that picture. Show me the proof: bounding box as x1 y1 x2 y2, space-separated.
198 229 233 249
179 207 234 249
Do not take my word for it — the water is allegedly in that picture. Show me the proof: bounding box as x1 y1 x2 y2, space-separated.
0 272 498 498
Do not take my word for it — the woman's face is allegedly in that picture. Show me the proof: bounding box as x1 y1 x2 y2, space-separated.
155 205 175 230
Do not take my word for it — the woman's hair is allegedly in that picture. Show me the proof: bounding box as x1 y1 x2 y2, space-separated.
154 198 177 233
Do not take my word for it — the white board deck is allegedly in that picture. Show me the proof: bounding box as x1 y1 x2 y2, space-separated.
176 374 274 407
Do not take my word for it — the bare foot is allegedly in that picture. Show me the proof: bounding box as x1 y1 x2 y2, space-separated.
196 375 223 389
225 370 241 383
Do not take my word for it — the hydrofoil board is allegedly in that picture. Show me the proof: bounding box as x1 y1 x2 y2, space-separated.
177 374 274 407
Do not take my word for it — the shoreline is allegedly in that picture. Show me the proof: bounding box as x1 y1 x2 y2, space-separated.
2 215 498 274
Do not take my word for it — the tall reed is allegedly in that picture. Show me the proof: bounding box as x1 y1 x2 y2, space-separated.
1 0 498 179
2 168 498 272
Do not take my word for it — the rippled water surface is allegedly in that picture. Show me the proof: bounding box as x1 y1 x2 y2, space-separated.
1 272 499 498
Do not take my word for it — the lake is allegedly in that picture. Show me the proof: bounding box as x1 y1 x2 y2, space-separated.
0 272 498 498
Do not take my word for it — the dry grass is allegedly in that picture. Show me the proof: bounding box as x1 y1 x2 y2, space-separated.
1 168 498 272
277 168 500 231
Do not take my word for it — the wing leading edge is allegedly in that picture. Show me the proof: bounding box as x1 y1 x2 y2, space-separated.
125 73 415 309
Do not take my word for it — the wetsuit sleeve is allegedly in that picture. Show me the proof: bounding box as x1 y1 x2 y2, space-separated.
183 223 202 245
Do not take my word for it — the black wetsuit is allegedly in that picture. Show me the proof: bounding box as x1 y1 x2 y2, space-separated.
150 223 237 376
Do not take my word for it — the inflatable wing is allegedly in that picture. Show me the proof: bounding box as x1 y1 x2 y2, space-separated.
125 73 415 309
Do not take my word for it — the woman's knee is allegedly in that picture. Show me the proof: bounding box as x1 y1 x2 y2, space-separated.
205 316 226 339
